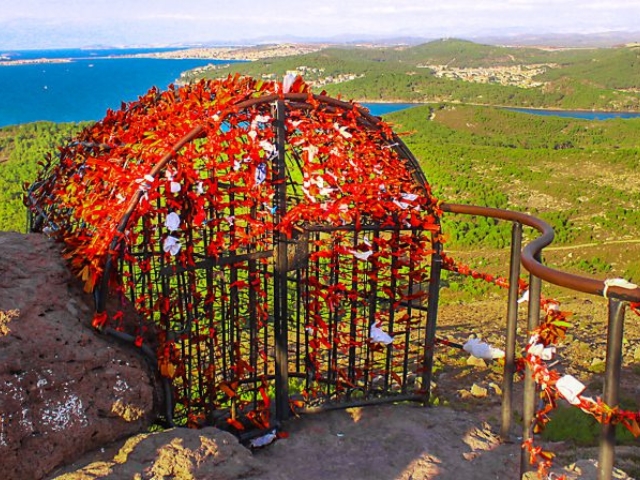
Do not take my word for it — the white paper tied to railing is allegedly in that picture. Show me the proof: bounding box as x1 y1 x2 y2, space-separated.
556 374 586 405
528 343 556 361
255 162 267 185
164 212 180 232
517 289 529 304
282 73 296 94
603 277 638 299
135 174 155 192
349 249 373 261
334 122 352 139
259 139 276 155
163 235 182 256
349 238 373 261
165 169 181 193
370 323 394 345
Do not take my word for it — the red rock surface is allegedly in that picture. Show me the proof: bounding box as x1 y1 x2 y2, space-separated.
49 427 264 479
0 232 158 480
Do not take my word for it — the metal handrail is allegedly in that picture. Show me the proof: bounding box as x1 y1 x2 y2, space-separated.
439 202 638 480
441 203 640 303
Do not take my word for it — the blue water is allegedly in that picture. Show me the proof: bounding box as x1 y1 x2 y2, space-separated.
362 103 418 116
0 47 190 61
507 107 640 120
0 48 230 127
0 48 418 127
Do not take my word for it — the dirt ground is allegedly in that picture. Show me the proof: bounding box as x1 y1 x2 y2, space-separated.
51 296 639 480
251 295 640 480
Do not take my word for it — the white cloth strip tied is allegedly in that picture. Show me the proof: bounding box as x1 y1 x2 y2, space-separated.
528 343 556 361
602 277 638 299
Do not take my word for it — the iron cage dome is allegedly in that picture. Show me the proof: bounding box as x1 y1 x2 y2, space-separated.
25 75 444 437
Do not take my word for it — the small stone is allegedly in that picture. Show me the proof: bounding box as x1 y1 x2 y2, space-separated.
489 382 502 396
458 389 472 399
470 384 488 398
589 358 606 373
466 356 487 368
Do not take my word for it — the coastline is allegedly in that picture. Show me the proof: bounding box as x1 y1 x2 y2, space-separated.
0 44 328 67
118 43 329 61
0 58 72 67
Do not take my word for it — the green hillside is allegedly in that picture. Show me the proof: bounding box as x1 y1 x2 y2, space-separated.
0 122 86 233
185 39 640 111
388 103 640 281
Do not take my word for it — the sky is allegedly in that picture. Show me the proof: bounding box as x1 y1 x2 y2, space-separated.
1 0 640 50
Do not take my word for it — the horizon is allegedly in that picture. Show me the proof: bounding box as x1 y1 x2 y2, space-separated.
2 0 640 50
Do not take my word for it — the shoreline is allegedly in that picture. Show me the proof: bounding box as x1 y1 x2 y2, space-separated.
124 43 329 61
0 44 327 66
0 58 72 67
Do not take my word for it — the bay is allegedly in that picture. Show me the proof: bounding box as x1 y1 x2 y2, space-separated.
0 49 229 127
0 49 416 127
506 107 640 120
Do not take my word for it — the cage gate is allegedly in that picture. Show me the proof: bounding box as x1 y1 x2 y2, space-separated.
25 76 444 437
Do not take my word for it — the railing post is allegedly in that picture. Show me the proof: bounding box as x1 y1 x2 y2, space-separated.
501 221 522 441
273 98 290 423
520 264 542 475
422 234 443 404
597 298 626 480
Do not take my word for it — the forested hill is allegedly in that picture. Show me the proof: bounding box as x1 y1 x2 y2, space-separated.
0 122 86 233
183 38 640 111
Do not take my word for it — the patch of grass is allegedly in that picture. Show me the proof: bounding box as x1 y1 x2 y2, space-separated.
541 405 637 446
566 256 613 276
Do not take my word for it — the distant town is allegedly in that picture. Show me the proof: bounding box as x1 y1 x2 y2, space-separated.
153 43 557 90
422 63 551 88
133 43 328 61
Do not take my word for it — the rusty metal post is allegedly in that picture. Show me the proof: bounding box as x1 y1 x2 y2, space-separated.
273 99 290 423
422 233 443 404
520 263 542 475
501 222 522 441
597 298 626 480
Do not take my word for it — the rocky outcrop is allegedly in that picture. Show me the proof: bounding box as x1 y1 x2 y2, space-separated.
0 232 158 480
49 427 264 480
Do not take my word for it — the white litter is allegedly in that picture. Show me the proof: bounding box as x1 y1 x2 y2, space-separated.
463 338 504 360
250 430 277 448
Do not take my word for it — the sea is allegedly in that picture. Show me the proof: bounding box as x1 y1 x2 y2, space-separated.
0 48 232 127
506 107 640 120
0 48 416 128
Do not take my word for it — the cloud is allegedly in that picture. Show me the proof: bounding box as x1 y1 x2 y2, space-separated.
1 0 639 49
